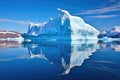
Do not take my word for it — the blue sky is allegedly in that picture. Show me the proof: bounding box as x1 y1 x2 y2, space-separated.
0 0 120 33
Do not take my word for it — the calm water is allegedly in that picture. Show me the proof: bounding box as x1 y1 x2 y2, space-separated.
0 40 120 80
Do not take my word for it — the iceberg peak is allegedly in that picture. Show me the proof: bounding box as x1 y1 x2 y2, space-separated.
57 8 70 16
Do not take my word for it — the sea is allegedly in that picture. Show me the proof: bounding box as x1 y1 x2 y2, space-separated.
0 40 120 80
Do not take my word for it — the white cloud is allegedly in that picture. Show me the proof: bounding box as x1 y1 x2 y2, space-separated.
87 15 119 19
75 2 120 15
0 18 31 25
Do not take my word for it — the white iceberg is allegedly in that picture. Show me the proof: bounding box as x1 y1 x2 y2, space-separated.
25 8 99 41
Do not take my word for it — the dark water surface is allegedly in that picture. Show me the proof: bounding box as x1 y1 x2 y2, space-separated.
0 40 120 80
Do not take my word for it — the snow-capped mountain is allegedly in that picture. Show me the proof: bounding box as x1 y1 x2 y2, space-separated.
97 31 107 38
24 8 99 41
108 26 120 38
0 30 24 43
98 26 120 38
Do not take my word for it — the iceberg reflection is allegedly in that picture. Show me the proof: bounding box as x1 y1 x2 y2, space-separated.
2 40 120 75
24 40 99 75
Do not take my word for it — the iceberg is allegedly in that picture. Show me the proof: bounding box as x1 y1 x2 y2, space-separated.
23 8 99 41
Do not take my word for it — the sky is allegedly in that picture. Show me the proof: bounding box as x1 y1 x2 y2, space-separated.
0 0 120 33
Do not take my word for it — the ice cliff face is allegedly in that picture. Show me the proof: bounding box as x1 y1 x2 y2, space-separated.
26 8 99 40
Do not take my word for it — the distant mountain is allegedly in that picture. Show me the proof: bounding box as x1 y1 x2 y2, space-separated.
0 30 24 42
97 31 107 38
0 30 21 38
23 8 99 41
98 26 120 38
